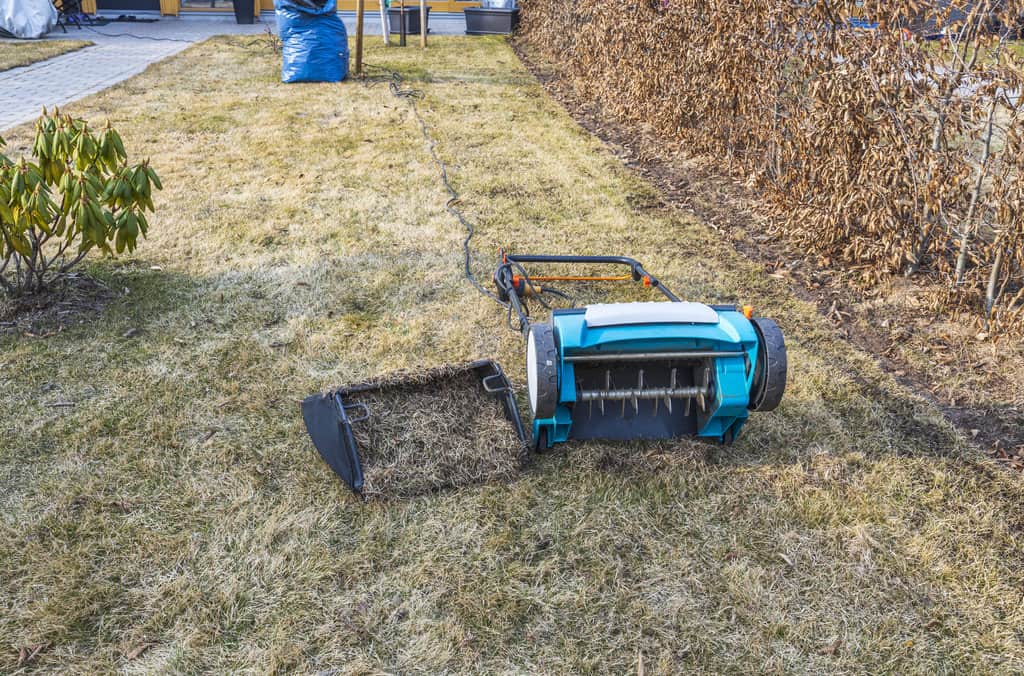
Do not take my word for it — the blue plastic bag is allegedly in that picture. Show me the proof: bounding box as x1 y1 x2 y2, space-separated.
277 0 349 83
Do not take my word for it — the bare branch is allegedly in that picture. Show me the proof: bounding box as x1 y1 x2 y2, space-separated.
955 97 998 284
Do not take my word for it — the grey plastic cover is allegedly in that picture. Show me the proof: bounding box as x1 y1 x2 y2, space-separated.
0 0 56 39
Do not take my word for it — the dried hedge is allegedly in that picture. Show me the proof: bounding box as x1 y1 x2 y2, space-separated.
519 0 1024 331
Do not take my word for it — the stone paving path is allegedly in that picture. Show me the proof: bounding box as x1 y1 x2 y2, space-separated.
0 12 469 132
0 18 265 131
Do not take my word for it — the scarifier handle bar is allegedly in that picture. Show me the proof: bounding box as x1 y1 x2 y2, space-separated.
498 253 681 302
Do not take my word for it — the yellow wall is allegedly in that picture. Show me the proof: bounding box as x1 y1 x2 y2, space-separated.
87 0 476 17
86 0 274 16
177 0 479 14
260 0 479 11
156 0 261 15
340 0 478 9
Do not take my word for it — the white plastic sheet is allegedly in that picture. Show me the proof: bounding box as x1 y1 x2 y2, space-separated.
0 0 57 39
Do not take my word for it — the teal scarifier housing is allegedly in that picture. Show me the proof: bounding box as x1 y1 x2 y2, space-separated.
525 301 786 450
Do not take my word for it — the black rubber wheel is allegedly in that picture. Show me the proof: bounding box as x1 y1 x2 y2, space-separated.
749 317 787 412
526 322 559 420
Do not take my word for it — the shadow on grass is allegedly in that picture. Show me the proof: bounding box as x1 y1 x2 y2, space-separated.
3 254 976 504
0 273 115 335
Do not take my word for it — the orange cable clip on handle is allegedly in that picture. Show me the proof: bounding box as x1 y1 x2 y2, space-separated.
500 253 681 302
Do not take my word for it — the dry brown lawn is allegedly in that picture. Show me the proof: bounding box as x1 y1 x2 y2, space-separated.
1 35 1023 672
0 39 91 72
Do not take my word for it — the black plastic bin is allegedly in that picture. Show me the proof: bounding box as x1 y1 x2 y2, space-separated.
464 7 519 35
387 6 430 34
233 0 256 23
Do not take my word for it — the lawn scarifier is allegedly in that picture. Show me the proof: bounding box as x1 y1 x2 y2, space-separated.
494 252 787 450
302 72 788 493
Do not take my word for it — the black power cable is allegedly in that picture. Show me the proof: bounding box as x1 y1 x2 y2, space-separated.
80 25 195 42
385 76 506 306
78 23 277 46
370 65 574 332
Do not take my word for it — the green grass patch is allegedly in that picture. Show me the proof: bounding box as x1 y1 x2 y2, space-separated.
920 38 1024 64
0 39 92 72
1 35 1023 672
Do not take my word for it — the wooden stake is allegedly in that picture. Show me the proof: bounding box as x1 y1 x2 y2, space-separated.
399 0 406 47
419 0 427 48
355 0 365 75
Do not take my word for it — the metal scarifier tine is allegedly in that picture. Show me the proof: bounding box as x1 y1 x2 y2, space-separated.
669 368 677 415
698 366 710 413
653 376 659 416
634 370 643 416
601 370 609 416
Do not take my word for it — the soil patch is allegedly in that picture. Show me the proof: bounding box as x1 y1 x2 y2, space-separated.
0 273 116 336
